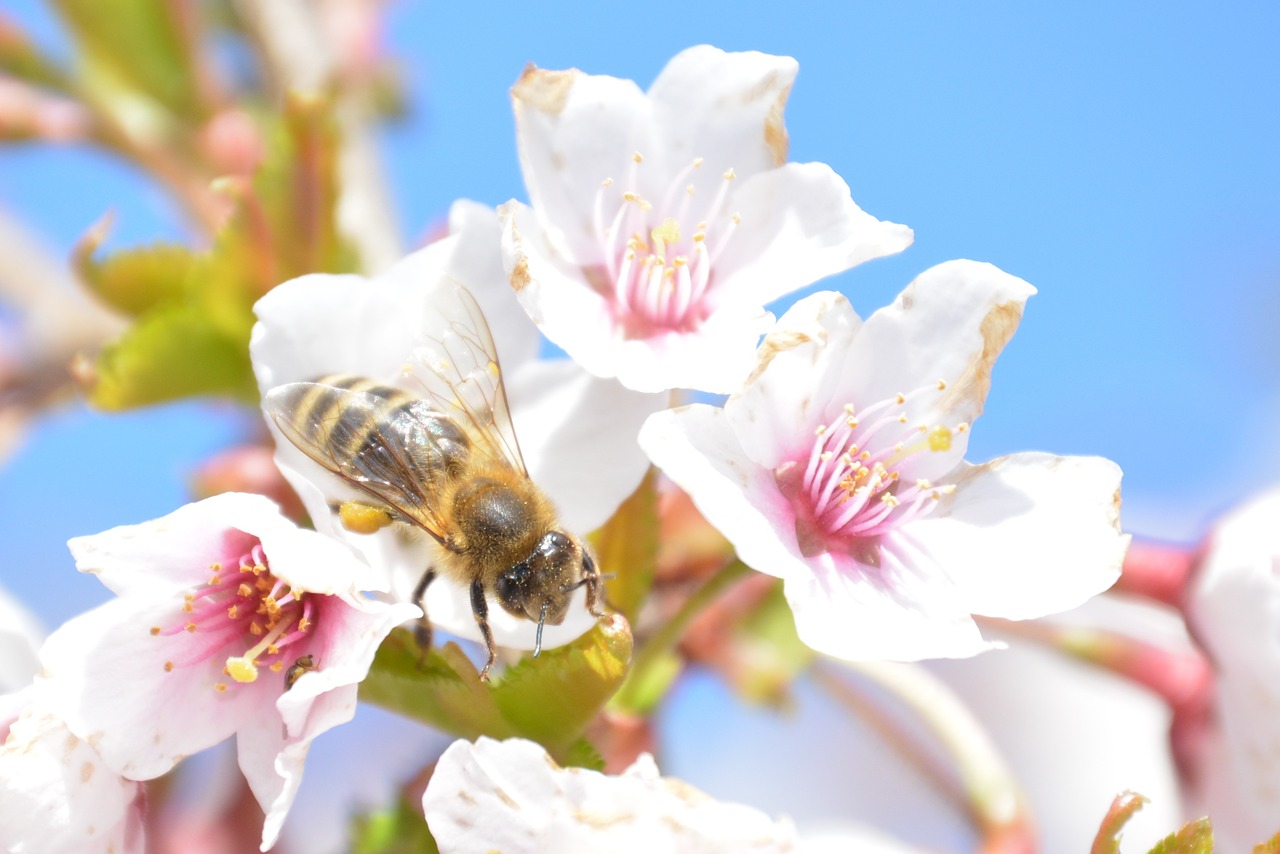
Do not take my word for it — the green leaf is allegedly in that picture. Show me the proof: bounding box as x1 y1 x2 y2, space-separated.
359 630 514 742
561 737 606 771
75 235 198 317
1091 791 1149 854
84 303 256 409
491 614 633 761
51 0 204 119
1147 818 1213 854
0 16 73 92
590 468 658 620
362 617 632 763
349 795 439 854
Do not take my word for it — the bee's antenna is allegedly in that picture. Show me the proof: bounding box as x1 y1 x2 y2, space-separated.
534 600 549 657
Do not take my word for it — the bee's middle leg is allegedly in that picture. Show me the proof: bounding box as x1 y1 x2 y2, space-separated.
470 578 497 682
412 568 437 655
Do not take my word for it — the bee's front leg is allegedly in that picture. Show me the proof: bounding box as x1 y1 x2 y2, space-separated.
470 578 497 682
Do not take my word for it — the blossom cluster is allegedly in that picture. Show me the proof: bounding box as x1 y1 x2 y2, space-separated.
0 45 1141 853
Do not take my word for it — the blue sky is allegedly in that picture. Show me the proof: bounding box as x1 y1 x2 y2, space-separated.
0 4 1277 848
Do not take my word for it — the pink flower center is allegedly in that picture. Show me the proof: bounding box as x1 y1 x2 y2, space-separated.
154 543 317 693
777 381 968 556
592 153 740 337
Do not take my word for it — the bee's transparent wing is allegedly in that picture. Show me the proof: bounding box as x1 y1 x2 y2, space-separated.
410 281 529 477
263 381 452 545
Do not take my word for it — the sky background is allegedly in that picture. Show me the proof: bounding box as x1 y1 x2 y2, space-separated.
1 2 1278 852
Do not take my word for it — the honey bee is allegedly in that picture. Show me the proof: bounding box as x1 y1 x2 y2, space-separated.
263 283 606 681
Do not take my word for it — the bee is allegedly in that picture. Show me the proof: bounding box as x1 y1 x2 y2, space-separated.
263 283 606 681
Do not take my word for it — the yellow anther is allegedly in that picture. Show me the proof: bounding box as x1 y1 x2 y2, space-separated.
185 622 197 633
298 618 313 632
673 255 688 267
815 425 827 436
686 184 696 196
238 583 252 597
937 380 947 390
270 661 284 672
896 392 906 404
916 478 933 490
150 626 161 636
898 414 908 423
692 232 706 242
693 157 704 168
723 168 736 180
956 422 970 433
210 563 222 572
731 212 742 224
249 622 264 636
633 151 644 163
601 177 614 187
183 601 194 613
881 494 901 507
928 425 953 452
209 575 221 586
227 604 239 620
214 683 228 693
163 661 174 672
623 191 638 202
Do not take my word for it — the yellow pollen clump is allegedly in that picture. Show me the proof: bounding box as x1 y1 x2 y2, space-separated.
210 562 221 572
723 168 736 181
623 191 638 203
184 622 197 633
956 422 970 433
267 644 280 656
928 425 953 452
298 618 313 632
238 583 252 598
163 661 174 672
227 604 239 620
182 601 194 613
916 478 933 490
214 683 228 693
271 661 284 672
897 414 908 423
881 494 901 507
937 380 948 390
673 255 688 267
249 621 264 636
692 232 705 242
150 626 161 636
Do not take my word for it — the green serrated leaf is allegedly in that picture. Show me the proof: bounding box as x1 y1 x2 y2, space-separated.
1254 830 1280 854
359 630 514 741
350 795 439 854
1147 818 1213 854
562 737 606 771
76 239 198 317
590 468 658 620
1091 791 1149 854
492 614 633 761
85 303 256 409
51 0 204 119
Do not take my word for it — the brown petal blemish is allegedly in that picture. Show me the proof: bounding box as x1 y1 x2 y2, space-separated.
764 82 793 165
744 324 825 387
510 256 531 292
942 301 1024 418
511 64 575 116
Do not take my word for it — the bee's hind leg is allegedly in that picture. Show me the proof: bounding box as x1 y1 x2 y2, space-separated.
412 569 437 658
470 578 497 682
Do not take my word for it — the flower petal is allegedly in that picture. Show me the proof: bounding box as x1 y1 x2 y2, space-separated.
837 260 1036 480
506 358 662 534
639 405 808 581
908 453 1127 619
724 291 864 470
783 547 995 662
0 707 145 854
424 736 798 853
66 492 279 597
0 586 42 694
35 596 276 780
511 63 651 266
713 162 913 309
647 45 798 179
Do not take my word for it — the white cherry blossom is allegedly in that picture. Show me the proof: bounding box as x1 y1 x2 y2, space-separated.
640 261 1128 661
424 736 799 853
502 44 913 393
1185 487 1280 848
251 200 661 656
33 492 416 851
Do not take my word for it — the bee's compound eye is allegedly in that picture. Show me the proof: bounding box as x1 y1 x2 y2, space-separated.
496 563 530 606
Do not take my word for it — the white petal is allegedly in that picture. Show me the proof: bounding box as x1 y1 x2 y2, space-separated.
783 547 995 662
724 291 863 470
424 736 797 854
507 359 662 534
0 707 145 854
35 596 278 780
639 405 809 582
909 453 1127 619
647 46 798 180
0 586 42 694
511 64 652 266
842 261 1034 475
713 163 912 309
66 492 281 597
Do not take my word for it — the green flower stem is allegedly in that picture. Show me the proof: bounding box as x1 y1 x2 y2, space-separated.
815 660 1035 854
611 558 753 715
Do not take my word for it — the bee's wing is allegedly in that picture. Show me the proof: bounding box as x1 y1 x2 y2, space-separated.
263 381 452 546
410 281 529 477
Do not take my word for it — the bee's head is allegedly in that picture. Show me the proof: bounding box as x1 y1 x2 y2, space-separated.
496 531 603 655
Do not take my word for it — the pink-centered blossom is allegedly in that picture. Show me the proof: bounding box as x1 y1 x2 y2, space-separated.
251 200 660 655
501 45 913 394
33 492 417 851
639 261 1128 661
